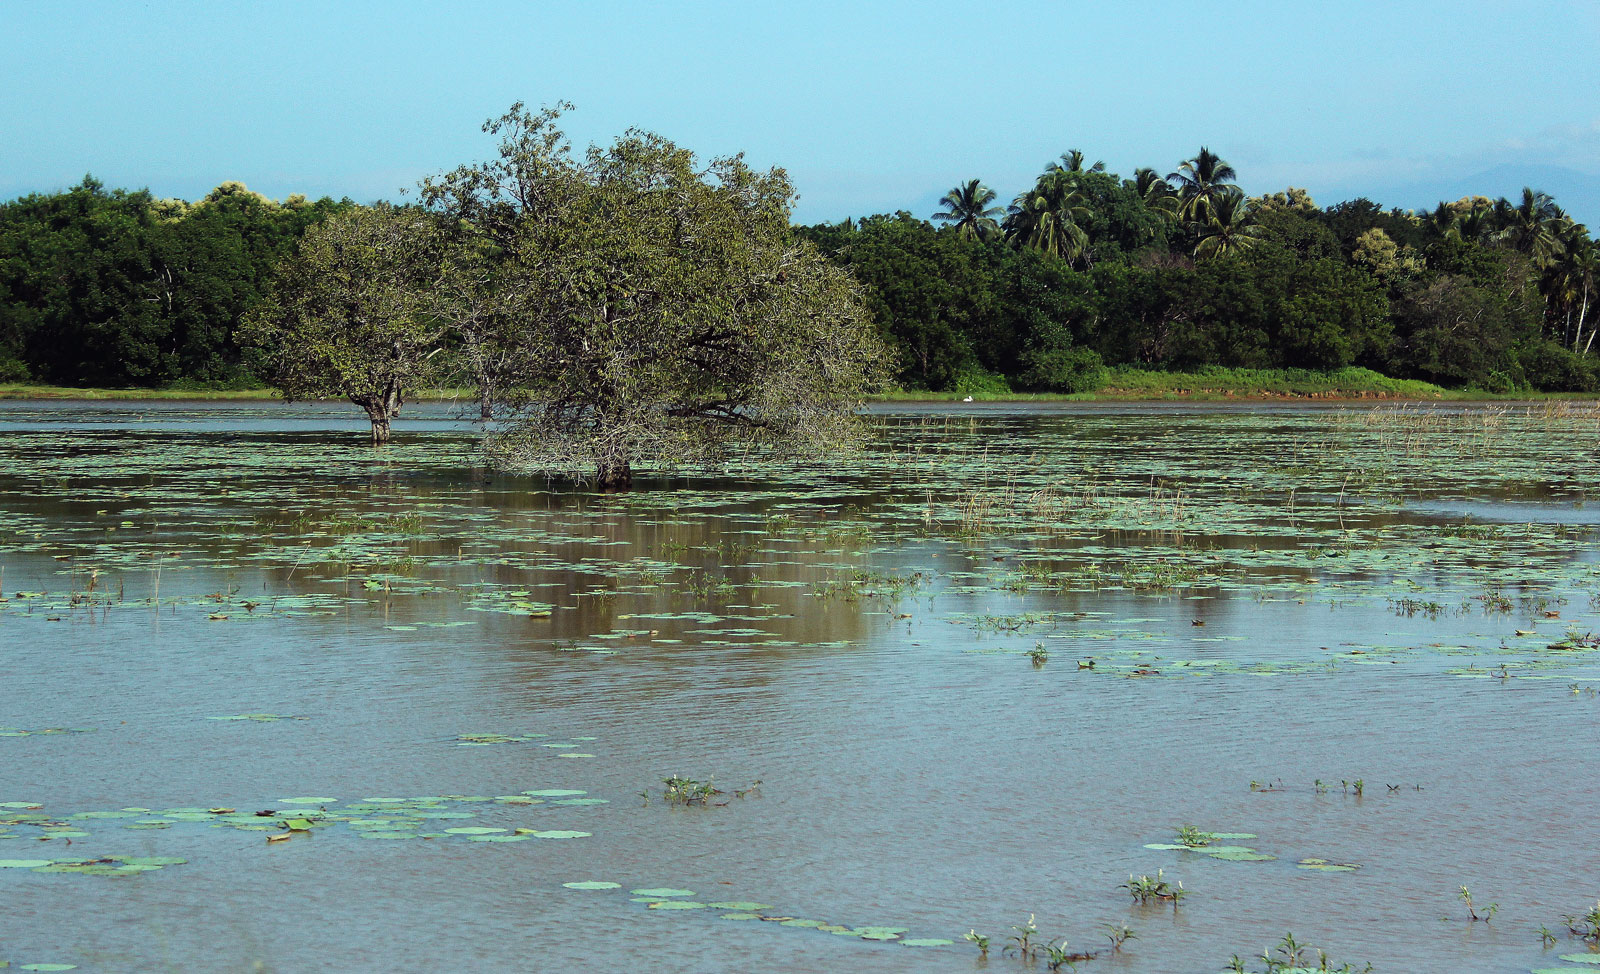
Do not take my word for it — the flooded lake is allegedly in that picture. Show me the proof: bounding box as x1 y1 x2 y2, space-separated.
3 400 1599 973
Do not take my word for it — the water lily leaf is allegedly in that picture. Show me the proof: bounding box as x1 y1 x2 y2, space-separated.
900 939 954 947
1296 858 1359 871
20 965 78 971
1143 843 1192 850
278 797 335 805
707 901 772 911
562 881 621 890
522 790 586 797
1208 849 1275 861
442 827 505 835
648 901 706 909
0 859 54 867
780 919 825 928
520 830 589 839
719 912 762 920
1558 958 1600 966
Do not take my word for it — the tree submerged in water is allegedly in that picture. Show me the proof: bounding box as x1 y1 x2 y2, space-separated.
428 103 890 489
242 204 448 445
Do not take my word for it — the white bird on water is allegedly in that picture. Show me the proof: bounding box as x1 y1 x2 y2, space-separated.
962 396 974 402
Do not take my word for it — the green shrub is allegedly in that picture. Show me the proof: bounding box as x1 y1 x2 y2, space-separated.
1515 341 1597 392
1020 345 1108 393
951 367 1011 396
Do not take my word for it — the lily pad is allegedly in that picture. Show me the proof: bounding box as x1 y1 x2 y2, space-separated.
1558 958 1600 966
719 912 763 920
648 901 706 909
1208 849 1276 861
1297 857 1359 871
707 901 772 910
901 939 955 947
562 881 621 890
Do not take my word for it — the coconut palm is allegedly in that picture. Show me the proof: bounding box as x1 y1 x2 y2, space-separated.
1056 149 1106 174
1193 190 1265 260
1004 168 1091 261
932 179 1006 241
1456 203 1494 242
1427 202 1461 241
1547 223 1596 348
1491 187 1568 267
1168 147 1239 225
1134 167 1178 219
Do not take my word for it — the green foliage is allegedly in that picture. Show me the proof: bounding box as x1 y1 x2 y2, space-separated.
1020 344 1106 393
4 141 1598 397
0 176 348 387
241 205 449 443
435 104 890 486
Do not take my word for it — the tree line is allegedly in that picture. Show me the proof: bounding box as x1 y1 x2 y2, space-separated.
0 140 1594 397
799 150 1596 393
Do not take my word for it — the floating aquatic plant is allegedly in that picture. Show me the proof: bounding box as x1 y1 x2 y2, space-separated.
1121 870 1186 907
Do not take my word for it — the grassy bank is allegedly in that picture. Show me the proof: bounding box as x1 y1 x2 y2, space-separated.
882 367 1591 402
4 368 1590 404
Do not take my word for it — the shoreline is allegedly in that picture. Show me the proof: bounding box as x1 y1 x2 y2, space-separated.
5 381 1597 405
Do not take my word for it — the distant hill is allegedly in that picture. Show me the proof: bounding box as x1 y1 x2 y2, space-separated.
1326 164 1598 226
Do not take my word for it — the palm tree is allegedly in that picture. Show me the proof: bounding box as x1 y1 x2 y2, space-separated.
1004 168 1091 261
1193 190 1265 260
1168 147 1240 225
1548 223 1596 349
1456 203 1494 242
932 179 1005 241
1057 149 1106 174
1427 202 1461 241
1491 187 1567 267
1133 167 1178 219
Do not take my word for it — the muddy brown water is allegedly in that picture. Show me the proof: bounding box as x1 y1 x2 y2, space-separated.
2 400 1598 973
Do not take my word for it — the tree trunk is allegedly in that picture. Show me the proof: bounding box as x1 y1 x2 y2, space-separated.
1576 288 1591 353
363 402 393 446
357 382 402 446
479 387 493 422
596 459 633 492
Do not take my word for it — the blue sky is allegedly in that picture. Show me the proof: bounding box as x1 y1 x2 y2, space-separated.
4 0 1598 225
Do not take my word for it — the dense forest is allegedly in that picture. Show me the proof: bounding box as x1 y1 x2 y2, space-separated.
2 148 1596 393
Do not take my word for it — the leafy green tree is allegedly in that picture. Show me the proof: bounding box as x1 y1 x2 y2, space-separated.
422 102 578 416
0 177 165 385
242 204 450 444
465 118 888 489
1352 228 1423 281
932 179 1005 241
